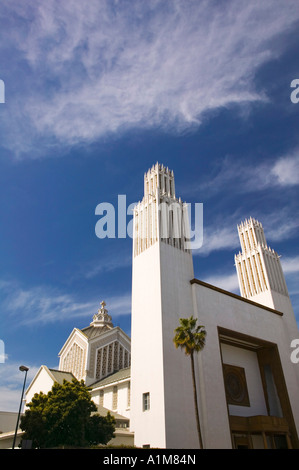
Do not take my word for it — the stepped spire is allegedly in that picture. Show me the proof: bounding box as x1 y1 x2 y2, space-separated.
133 163 190 257
235 218 288 300
91 300 113 328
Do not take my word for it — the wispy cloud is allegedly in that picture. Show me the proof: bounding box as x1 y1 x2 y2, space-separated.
194 149 299 199
194 205 299 257
281 256 299 274
257 207 299 246
202 272 240 294
0 362 40 412
79 252 132 280
199 252 299 301
0 280 131 326
201 256 299 300
1 0 299 158
198 224 239 256
271 152 299 187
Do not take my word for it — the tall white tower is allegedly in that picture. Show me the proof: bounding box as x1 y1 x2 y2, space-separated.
130 163 199 448
235 217 297 330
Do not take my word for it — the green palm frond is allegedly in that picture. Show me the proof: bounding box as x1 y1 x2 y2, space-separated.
173 316 206 356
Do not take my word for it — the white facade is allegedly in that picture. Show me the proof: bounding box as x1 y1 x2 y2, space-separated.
90 368 131 419
23 303 132 432
8 163 299 449
25 366 75 406
131 163 199 449
130 163 299 449
191 278 299 448
58 301 131 386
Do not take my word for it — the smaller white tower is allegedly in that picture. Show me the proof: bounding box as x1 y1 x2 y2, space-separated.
235 217 297 330
235 217 288 301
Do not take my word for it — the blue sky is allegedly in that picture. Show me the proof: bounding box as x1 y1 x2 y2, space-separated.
1 0 299 411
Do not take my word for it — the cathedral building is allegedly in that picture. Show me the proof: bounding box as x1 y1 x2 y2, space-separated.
23 163 299 449
26 301 132 421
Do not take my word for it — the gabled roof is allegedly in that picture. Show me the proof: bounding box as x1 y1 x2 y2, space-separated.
90 367 131 389
59 324 130 357
82 324 131 346
25 365 75 396
58 300 131 357
92 404 129 423
80 324 112 340
48 368 75 385
58 327 89 356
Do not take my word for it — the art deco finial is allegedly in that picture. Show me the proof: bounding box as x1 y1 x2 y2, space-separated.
91 300 113 328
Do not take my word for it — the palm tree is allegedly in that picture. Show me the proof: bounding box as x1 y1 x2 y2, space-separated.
173 316 206 449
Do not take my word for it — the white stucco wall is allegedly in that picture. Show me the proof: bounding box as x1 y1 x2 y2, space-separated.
0 411 19 433
92 381 130 419
131 240 200 449
159 242 199 449
131 242 166 448
25 367 55 407
191 281 299 448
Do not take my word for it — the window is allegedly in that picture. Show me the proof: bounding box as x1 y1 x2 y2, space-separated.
143 392 150 411
127 382 131 408
113 386 118 410
100 389 104 406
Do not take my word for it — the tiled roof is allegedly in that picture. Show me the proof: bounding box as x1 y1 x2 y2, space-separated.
48 369 75 384
92 404 129 423
90 367 131 389
80 324 112 339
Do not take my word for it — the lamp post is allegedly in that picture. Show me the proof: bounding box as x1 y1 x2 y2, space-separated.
12 365 29 449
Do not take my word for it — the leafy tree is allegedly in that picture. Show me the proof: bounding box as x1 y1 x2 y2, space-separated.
20 379 115 448
173 316 206 449
85 412 115 446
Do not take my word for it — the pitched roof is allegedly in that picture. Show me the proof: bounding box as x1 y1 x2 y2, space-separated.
80 324 112 340
48 369 75 384
92 404 129 423
90 367 131 389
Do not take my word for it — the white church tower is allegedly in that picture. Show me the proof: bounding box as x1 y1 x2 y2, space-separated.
130 163 199 448
235 217 297 331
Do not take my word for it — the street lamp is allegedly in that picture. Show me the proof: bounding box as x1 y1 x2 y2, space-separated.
12 365 29 449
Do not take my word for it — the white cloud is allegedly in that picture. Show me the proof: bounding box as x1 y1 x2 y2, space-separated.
1 0 299 157
81 252 132 279
193 203 299 259
262 210 299 244
271 152 299 187
203 272 240 293
281 256 299 274
0 280 131 326
0 362 40 412
197 225 239 256
192 148 299 201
